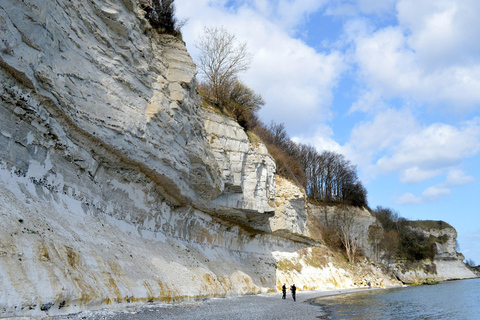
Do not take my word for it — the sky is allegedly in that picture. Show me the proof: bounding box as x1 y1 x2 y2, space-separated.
175 0 480 265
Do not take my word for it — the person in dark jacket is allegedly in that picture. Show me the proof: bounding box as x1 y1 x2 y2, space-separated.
282 284 287 299
290 284 296 301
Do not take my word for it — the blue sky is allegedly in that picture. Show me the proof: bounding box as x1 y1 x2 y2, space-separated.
175 0 480 265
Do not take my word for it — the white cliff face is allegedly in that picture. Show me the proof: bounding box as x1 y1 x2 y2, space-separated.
0 0 362 316
415 224 460 261
202 109 276 231
392 225 476 284
308 204 377 259
0 0 280 316
394 260 477 284
0 0 282 231
0 0 472 317
0 165 287 316
269 176 313 243
0 0 222 208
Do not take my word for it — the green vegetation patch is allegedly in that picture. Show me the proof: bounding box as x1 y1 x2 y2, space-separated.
373 207 455 263
429 234 450 245
246 131 262 144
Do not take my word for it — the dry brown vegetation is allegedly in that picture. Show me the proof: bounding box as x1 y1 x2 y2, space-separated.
303 247 329 268
277 259 303 273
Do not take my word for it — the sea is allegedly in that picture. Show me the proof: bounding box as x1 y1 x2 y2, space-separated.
311 278 480 320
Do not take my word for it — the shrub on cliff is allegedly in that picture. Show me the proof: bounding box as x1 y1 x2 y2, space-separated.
142 0 185 37
250 121 368 209
195 27 264 131
195 26 251 109
398 228 435 261
465 258 477 267
198 80 264 131
373 206 442 262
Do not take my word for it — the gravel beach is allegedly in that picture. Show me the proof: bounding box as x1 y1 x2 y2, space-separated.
40 287 383 320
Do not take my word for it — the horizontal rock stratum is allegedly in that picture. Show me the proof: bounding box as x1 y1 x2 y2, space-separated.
0 0 475 317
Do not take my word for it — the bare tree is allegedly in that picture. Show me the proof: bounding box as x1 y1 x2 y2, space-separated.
332 208 360 263
195 26 251 108
368 223 383 262
465 258 476 267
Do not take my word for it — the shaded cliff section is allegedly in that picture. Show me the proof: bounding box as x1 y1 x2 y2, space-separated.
0 0 474 318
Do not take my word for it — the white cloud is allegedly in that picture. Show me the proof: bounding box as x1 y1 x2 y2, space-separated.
377 120 480 182
276 0 329 30
292 123 344 154
357 0 397 14
175 0 347 134
337 108 419 178
349 108 417 152
421 185 451 202
445 169 475 186
397 192 422 205
349 90 386 114
340 107 480 193
397 0 480 70
245 32 346 131
400 167 442 184
396 169 475 205
339 1 480 200
348 0 480 113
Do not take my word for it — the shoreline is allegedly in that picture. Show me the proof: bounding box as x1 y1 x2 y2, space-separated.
16 286 404 320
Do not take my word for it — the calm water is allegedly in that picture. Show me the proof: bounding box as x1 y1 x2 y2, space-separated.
312 278 480 320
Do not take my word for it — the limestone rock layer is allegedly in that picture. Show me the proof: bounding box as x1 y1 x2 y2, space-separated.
0 0 475 317
0 0 306 316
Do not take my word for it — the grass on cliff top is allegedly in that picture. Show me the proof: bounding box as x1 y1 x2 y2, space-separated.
407 220 453 230
201 99 224 114
246 131 262 144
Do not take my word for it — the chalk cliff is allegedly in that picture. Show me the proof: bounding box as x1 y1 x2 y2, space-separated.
0 0 474 317
391 222 476 284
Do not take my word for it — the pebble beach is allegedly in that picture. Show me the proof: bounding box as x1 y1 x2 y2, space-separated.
39 287 383 320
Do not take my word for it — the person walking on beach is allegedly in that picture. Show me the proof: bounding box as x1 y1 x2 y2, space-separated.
282 284 287 299
290 284 296 301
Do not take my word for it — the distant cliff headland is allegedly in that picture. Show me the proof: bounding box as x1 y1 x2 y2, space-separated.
0 0 476 317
